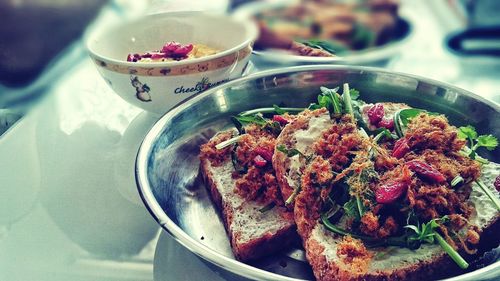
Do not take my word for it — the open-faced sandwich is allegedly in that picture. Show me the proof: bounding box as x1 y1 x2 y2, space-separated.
199 108 302 261
199 84 500 280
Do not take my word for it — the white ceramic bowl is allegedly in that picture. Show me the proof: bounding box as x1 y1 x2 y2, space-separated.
86 12 257 114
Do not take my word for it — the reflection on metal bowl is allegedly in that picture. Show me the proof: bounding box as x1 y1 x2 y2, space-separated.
136 66 499 281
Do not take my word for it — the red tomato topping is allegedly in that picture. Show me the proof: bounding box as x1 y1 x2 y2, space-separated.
378 117 394 130
253 155 267 167
392 138 410 159
254 147 273 162
406 160 446 183
376 181 408 204
272 115 288 125
367 103 385 125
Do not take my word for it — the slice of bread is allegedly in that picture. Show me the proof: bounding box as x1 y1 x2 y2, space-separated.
273 104 499 280
200 130 297 261
303 162 499 281
273 108 334 207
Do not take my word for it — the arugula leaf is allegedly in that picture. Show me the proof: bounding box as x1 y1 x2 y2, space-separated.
309 84 361 119
276 144 305 158
320 86 342 116
231 114 267 134
343 198 360 220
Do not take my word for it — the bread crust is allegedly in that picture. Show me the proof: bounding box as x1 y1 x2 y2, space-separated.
305 217 499 281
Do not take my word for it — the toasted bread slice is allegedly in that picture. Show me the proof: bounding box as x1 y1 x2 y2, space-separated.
200 130 297 261
273 108 334 206
274 103 499 280
303 162 499 281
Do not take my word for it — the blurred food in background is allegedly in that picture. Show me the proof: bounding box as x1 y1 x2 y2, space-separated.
0 0 106 88
253 0 401 57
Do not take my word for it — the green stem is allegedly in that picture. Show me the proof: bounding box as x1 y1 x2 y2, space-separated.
215 135 243 150
343 83 353 116
393 109 404 138
451 175 464 187
321 214 408 247
434 233 469 269
239 107 304 116
285 185 301 206
475 180 500 211
356 196 364 218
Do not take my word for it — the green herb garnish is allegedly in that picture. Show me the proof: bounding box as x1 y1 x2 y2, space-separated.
343 196 365 220
322 213 469 269
308 84 361 119
404 216 469 269
373 128 395 143
285 183 301 206
215 135 243 150
300 39 348 55
458 125 498 159
277 144 307 158
450 175 464 187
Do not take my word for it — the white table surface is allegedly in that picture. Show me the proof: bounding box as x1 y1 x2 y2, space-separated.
0 1 499 281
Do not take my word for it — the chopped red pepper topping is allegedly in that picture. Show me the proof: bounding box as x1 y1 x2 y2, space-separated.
254 147 273 162
253 155 267 167
376 181 408 204
127 41 194 62
392 138 410 158
172 44 194 57
162 41 182 53
406 160 446 183
367 103 385 125
272 115 288 125
378 117 394 130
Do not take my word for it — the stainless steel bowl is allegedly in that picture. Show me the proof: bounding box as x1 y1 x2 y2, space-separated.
136 65 500 281
232 0 412 67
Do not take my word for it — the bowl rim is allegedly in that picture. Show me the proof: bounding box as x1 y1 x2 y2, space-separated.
136 65 499 281
85 11 258 68
231 0 413 65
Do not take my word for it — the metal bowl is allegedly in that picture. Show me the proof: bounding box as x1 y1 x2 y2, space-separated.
232 0 412 67
136 65 500 281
